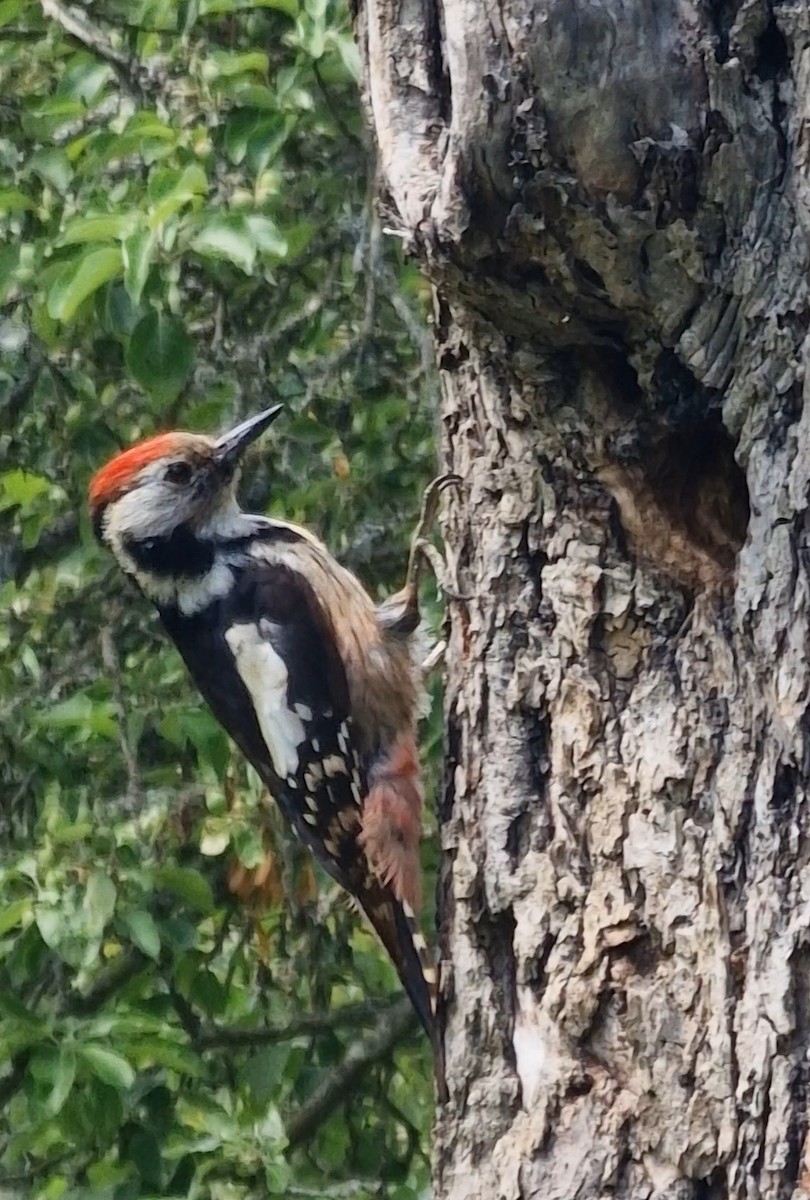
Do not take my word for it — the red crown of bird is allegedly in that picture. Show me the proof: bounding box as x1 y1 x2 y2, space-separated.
88 433 201 510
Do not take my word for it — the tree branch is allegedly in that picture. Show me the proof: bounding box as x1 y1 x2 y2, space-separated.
285 996 416 1147
312 59 364 150
40 0 129 65
197 998 397 1050
68 949 149 1017
39 0 145 96
101 622 143 808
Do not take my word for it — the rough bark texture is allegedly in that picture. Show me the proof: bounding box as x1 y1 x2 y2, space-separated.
356 2 810 1197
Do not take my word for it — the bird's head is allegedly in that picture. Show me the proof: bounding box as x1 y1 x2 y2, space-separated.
88 405 283 572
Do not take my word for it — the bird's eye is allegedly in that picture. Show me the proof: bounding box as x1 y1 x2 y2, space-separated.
164 462 193 485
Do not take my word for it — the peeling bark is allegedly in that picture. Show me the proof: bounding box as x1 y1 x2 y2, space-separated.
356 1 810 1196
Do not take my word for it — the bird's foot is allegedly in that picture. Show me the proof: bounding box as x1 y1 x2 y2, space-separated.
404 474 468 603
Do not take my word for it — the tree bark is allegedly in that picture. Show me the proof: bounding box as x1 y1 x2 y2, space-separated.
356 1 810 1197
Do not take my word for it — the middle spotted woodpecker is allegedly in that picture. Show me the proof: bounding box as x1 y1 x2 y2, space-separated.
89 407 452 1093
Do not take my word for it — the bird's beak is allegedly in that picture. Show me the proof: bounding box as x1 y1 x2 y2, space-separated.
213 405 283 470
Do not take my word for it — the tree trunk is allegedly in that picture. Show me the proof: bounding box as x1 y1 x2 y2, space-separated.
356 1 810 1196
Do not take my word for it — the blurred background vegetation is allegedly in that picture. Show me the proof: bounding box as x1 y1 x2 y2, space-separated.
0 1 440 1196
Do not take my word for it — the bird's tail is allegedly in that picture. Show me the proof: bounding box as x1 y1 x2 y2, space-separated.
359 887 447 1102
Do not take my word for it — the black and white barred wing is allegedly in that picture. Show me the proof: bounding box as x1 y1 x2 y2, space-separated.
226 563 436 1040
166 559 438 1048
221 561 367 886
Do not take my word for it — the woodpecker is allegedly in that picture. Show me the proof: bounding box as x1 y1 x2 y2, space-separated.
89 407 448 1089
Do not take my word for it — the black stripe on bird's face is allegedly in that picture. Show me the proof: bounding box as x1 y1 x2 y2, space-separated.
91 504 107 545
123 525 216 578
120 519 308 583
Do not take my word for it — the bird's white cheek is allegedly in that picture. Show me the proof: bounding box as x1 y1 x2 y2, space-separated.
105 483 181 543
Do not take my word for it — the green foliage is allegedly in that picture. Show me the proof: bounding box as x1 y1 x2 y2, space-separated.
0 1 440 1196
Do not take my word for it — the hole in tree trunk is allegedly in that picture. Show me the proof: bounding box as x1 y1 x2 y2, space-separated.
594 348 750 591
641 417 750 582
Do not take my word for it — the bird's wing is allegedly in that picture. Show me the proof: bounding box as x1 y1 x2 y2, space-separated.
227 560 364 871
162 558 437 1042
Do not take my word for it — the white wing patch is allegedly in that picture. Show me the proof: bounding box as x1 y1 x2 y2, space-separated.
224 622 306 777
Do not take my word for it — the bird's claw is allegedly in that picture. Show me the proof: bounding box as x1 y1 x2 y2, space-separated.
404 474 467 603
411 474 463 546
410 539 470 602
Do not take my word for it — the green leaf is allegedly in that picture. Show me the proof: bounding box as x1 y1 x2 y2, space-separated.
0 0 24 26
32 1177 68 1200
168 708 230 773
84 871 116 935
0 989 45 1026
47 247 122 322
122 1036 203 1076
125 309 195 402
57 57 113 105
148 162 207 202
283 219 315 259
34 907 63 950
0 469 50 511
0 898 31 935
246 215 287 258
148 162 208 226
189 213 256 273
123 910 161 960
124 111 177 142
334 32 361 82
153 867 214 914
245 115 294 173
231 824 265 869
203 50 269 80
242 1045 291 1106
0 188 33 213
0 244 19 303
78 1044 135 1090
100 282 140 336
265 1159 292 1196
47 1047 76 1115
224 110 267 164
27 148 72 193
159 918 198 952
125 1127 163 1186
58 214 139 246
38 694 118 739
122 228 156 305
190 970 226 1015
48 820 94 845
